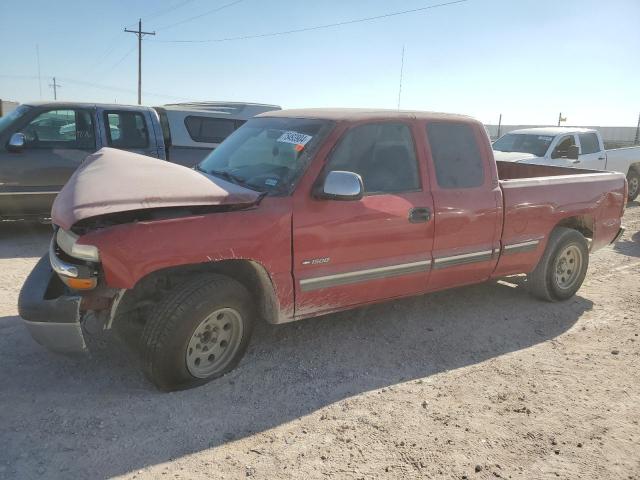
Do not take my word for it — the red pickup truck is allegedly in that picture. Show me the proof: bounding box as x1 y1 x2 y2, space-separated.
18 109 627 391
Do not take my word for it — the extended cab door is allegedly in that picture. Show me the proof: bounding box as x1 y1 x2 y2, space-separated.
576 132 607 170
99 108 161 158
292 121 435 318
423 121 502 291
0 107 98 217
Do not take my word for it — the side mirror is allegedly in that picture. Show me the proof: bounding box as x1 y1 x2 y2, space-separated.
567 145 580 160
316 171 364 201
7 132 25 152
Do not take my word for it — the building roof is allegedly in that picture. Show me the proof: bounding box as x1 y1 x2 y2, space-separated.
259 108 477 123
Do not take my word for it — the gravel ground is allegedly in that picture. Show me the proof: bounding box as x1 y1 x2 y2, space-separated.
1 205 639 480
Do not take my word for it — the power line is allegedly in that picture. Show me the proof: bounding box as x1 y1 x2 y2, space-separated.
154 0 245 31
98 45 136 78
145 0 198 22
59 77 198 102
154 0 468 43
0 74 198 103
124 0 198 29
86 33 127 75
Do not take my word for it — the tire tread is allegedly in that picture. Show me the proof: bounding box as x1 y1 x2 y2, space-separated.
140 274 251 391
528 227 589 302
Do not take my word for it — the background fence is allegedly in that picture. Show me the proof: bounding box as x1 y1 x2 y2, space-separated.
0 100 19 117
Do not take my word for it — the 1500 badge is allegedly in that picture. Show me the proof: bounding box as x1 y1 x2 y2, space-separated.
302 257 330 266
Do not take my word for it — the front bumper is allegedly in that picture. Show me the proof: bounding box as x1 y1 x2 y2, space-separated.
18 254 87 353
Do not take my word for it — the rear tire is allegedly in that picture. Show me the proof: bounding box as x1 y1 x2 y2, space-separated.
527 227 589 302
140 274 254 391
627 169 640 201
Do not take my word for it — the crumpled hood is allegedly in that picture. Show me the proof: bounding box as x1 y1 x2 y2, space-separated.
493 150 543 163
52 147 261 230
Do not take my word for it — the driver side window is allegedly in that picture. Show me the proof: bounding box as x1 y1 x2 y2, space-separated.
551 135 576 159
20 109 95 150
327 122 420 195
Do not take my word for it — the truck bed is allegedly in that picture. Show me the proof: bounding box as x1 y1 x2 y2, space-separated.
496 161 595 180
493 161 627 278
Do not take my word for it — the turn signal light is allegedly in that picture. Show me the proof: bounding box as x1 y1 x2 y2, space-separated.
63 277 97 291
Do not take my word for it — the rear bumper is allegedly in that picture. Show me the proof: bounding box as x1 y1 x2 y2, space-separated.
18 254 87 353
610 226 625 244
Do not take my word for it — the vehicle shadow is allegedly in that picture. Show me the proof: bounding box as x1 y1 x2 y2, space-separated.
0 279 592 479
0 222 50 259
612 226 640 257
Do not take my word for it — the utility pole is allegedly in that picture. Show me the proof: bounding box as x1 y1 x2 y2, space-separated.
125 19 156 105
49 77 61 100
36 44 42 99
497 113 503 139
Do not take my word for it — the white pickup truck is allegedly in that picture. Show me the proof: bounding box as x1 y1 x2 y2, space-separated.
493 127 640 201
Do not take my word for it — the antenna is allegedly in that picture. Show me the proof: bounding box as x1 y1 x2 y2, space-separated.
397 45 405 110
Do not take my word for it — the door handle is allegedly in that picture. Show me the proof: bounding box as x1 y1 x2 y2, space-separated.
598 156 606 161
408 207 432 223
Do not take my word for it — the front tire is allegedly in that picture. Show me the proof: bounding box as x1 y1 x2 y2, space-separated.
627 169 640 201
528 227 589 302
140 274 254 391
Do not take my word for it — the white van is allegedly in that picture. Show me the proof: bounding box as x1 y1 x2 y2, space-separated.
155 102 281 166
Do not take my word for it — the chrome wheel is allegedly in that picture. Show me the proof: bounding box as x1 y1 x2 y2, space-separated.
186 308 244 378
554 244 583 290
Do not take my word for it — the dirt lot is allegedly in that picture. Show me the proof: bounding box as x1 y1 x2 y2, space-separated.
1 205 639 480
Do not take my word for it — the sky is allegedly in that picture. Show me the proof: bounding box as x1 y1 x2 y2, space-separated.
1 0 639 126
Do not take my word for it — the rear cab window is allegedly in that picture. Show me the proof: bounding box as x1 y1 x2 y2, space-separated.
579 132 601 154
426 122 485 189
104 111 149 149
184 116 243 144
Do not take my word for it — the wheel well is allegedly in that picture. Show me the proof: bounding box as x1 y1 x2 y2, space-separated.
555 215 594 239
111 260 280 331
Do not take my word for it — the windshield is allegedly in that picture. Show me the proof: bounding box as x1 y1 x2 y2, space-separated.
493 133 554 157
0 105 31 136
198 117 334 194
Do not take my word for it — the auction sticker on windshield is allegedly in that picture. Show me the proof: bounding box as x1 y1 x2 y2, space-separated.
277 131 313 146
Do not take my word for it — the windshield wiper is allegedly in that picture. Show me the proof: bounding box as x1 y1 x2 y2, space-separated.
208 169 264 193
